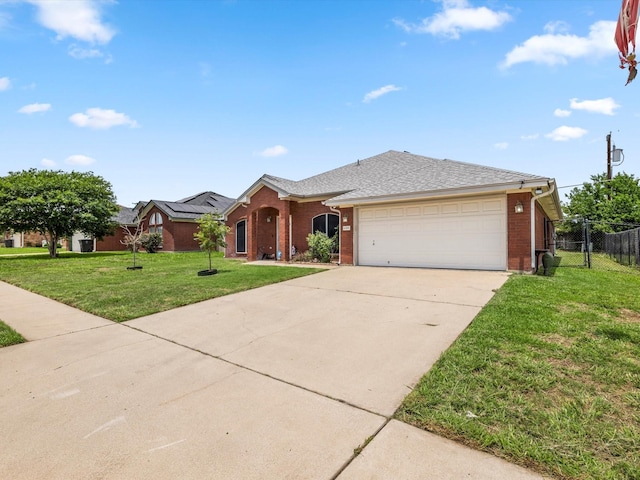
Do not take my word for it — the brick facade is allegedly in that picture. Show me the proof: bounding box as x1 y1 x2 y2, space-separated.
225 186 554 271
506 192 554 272
96 228 128 251
507 192 532 271
224 186 351 263
96 206 201 252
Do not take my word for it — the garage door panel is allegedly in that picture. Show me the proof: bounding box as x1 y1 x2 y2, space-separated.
358 196 506 270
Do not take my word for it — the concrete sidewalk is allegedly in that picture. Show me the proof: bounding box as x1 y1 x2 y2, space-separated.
0 268 545 479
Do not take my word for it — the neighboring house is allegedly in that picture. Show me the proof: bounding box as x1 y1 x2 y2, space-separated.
222 150 562 272
87 206 138 252
3 230 65 249
96 192 234 252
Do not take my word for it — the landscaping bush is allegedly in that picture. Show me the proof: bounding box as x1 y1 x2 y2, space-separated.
140 232 162 253
291 250 313 263
306 231 336 263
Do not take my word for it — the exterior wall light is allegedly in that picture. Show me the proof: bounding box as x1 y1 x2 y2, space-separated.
515 201 524 214
535 187 543 195
343 214 348 222
266 216 272 223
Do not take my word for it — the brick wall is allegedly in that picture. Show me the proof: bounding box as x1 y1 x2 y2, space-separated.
96 228 128 251
289 201 338 254
225 206 248 259
171 221 200 251
507 192 532 271
338 207 354 265
22 231 48 247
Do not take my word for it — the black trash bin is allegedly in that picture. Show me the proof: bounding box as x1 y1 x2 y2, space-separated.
79 239 93 253
4 239 13 248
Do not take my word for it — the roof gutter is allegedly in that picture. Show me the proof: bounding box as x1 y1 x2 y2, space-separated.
530 181 556 271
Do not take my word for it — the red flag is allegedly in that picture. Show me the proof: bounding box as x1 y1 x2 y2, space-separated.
615 0 639 84
615 0 639 56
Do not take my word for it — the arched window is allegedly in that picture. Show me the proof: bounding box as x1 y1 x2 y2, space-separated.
312 213 339 238
149 212 163 237
236 219 247 254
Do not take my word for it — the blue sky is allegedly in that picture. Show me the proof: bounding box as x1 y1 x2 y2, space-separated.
1 0 638 206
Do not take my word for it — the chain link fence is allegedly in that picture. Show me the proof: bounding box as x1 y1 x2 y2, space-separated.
552 220 640 272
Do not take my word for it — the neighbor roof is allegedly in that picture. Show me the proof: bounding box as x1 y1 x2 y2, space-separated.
114 206 138 225
176 191 234 211
137 191 234 222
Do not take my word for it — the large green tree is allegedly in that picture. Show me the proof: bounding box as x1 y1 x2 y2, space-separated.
563 172 640 232
0 169 119 257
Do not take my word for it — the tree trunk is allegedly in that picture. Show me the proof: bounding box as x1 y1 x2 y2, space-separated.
47 233 58 258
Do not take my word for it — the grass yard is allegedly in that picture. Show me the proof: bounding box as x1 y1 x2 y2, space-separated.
396 265 640 480
0 251 324 322
0 320 25 347
0 246 64 256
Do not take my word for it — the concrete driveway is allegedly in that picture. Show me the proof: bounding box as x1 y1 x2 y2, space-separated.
0 266 544 479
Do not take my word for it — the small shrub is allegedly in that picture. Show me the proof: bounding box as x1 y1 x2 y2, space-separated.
306 231 336 263
140 232 163 253
291 251 313 263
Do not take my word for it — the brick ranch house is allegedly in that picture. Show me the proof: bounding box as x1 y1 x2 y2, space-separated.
222 150 562 272
94 191 234 252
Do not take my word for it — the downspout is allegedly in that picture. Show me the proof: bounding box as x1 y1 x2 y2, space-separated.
530 182 556 271
328 206 341 265
289 214 292 261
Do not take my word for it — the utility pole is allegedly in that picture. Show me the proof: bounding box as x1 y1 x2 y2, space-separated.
607 132 612 180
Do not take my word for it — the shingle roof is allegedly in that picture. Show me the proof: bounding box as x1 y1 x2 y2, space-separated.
133 192 234 222
148 200 223 221
114 206 138 225
176 191 234 211
258 150 549 203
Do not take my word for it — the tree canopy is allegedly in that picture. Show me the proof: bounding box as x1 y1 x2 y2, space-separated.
563 172 640 232
0 169 119 257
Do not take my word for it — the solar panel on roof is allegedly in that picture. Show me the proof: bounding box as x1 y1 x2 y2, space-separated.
166 203 212 214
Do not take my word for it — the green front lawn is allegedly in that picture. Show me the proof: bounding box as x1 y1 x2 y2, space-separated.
0 246 64 256
0 251 324 322
0 320 25 347
396 267 640 480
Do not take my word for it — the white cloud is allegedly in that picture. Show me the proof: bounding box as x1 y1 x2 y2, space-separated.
363 84 402 103
569 97 620 116
65 154 96 166
259 145 288 157
521 134 539 141
41 158 56 167
393 0 511 39
554 108 571 117
544 21 570 35
69 108 139 129
494 142 508 150
545 126 588 142
67 44 110 62
0 77 11 91
502 20 616 68
18 103 51 114
27 0 116 44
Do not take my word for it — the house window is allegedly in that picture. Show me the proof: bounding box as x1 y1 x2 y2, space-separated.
236 219 247 253
312 213 339 238
149 212 163 237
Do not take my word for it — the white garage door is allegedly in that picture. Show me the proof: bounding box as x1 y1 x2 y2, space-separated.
357 196 506 270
